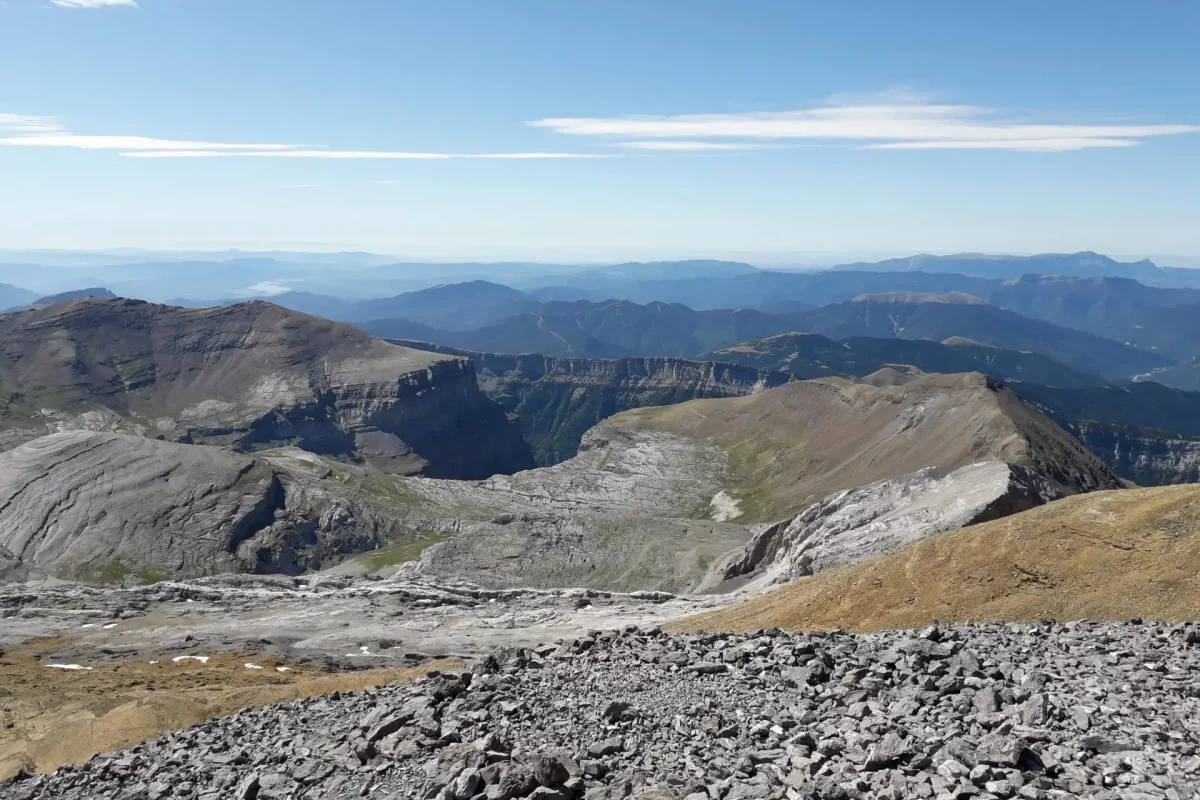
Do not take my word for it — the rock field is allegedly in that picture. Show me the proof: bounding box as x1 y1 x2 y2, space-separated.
7 621 1200 800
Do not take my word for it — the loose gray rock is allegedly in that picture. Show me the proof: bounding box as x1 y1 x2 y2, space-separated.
7 622 1200 800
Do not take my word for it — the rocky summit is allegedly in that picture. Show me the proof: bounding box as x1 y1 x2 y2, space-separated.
6 622 1200 800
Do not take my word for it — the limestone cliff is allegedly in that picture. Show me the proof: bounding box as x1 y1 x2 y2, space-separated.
0 298 533 478
1066 421 1200 485
387 340 791 465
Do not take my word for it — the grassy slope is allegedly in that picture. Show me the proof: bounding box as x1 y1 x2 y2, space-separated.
609 371 1115 523
669 484 1200 634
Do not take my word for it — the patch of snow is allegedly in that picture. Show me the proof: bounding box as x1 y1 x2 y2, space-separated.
149 660 159 665
172 655 209 664
80 623 94 629
102 622 118 629
244 663 264 670
276 666 292 672
47 664 92 671
709 490 742 522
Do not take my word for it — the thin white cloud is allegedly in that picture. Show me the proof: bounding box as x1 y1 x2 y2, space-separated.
244 281 291 296
52 0 136 7
530 99 1200 152
868 138 1141 152
122 149 607 159
0 134 297 151
618 141 765 151
0 114 63 134
0 125 605 160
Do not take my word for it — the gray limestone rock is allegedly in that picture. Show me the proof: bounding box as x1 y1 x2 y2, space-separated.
724 460 1060 585
11 622 1200 800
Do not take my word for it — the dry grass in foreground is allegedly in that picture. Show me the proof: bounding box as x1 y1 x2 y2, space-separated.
0 643 458 780
669 484 1200 634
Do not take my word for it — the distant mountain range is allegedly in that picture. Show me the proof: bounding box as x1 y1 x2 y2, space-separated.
0 282 37 310
357 288 1171 380
788 293 1171 379
361 298 809 358
3 249 1199 305
831 251 1200 287
711 332 1104 388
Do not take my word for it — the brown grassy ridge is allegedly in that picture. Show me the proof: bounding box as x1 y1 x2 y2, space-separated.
0 642 458 780
611 370 1117 522
668 484 1200 634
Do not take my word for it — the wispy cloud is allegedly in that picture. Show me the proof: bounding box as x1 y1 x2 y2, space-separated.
0 114 63 134
243 281 292 296
51 0 137 7
0 134 297 152
122 149 607 159
618 141 765 151
0 117 605 160
531 96 1200 153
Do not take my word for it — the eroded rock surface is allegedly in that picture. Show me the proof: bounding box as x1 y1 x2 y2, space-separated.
0 432 448 582
723 461 1061 587
8 622 1200 800
401 427 748 593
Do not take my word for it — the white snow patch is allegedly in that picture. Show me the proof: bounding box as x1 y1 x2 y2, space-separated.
709 490 742 522
47 664 92 671
244 663 264 670
172 655 209 664
149 660 159 665
80 623 95 629
276 666 292 672
102 623 118 629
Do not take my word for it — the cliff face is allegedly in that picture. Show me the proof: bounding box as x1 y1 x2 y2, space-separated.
487 355 792 465
387 341 792 465
1067 421 1200 486
0 299 533 478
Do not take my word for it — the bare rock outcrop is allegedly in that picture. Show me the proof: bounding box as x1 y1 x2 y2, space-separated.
723 461 1061 587
400 427 749 593
0 431 445 583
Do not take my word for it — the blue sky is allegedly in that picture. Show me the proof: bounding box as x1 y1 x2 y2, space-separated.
1 0 1198 262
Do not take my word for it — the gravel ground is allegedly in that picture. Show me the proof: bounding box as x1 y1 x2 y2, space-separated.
5 621 1200 800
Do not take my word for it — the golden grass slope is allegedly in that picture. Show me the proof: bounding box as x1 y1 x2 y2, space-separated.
0 641 458 780
611 370 1118 522
669 484 1200 634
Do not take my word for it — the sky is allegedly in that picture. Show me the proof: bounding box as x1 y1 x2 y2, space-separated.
1 0 1198 263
